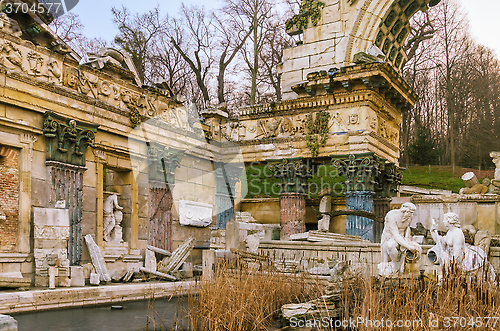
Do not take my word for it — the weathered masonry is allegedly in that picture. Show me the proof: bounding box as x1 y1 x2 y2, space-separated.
205 0 441 240
0 0 444 285
0 6 228 286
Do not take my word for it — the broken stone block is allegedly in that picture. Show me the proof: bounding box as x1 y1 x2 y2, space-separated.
139 267 176 281
179 200 213 227
111 267 128 282
0 314 17 331
84 234 111 282
70 266 85 287
475 230 492 257
489 184 500 194
246 234 260 253
158 237 195 274
181 262 193 279
144 249 157 272
82 263 94 280
90 272 100 285
58 276 71 287
462 172 480 188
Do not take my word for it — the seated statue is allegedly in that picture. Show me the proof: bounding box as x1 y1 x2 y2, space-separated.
428 212 495 283
378 202 422 277
103 194 123 242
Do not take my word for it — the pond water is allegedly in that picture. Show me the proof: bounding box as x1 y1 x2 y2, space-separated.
14 297 190 331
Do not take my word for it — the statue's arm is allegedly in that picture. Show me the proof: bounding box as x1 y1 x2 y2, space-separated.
430 219 444 248
405 227 412 240
112 196 123 210
386 217 414 250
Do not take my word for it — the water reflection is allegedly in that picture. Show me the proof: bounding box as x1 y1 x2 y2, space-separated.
14 297 188 331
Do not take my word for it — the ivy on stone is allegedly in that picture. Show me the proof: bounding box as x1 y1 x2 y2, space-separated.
305 111 330 157
285 0 325 32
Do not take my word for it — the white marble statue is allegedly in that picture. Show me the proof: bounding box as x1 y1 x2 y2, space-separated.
428 212 495 282
378 202 422 277
103 194 123 242
490 152 500 180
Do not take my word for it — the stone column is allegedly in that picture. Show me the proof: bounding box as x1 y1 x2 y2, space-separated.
280 193 307 240
346 191 374 241
129 172 139 250
146 144 183 250
96 161 104 249
373 198 391 242
332 153 401 242
268 158 311 240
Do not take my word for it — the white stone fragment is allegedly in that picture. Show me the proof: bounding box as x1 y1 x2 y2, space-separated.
179 200 213 227
144 249 157 272
0 314 17 331
70 266 85 287
84 234 111 282
90 272 100 286
246 234 260 253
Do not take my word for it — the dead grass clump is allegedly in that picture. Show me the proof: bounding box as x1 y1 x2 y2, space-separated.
329 262 500 331
188 257 324 331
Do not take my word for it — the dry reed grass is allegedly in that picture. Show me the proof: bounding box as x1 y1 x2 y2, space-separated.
187 256 325 331
184 257 500 331
317 261 500 331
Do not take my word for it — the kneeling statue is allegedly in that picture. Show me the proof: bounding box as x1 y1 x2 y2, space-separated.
378 202 422 277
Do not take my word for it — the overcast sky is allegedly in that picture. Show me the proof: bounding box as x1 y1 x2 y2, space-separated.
70 0 500 56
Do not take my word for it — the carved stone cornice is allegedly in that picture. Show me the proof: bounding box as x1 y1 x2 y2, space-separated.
239 62 416 120
43 112 98 168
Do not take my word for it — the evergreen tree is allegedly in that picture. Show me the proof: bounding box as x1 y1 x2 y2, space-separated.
408 119 441 165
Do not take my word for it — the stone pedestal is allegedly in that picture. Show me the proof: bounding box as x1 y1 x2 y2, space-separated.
104 242 129 258
280 193 306 240
33 207 70 287
346 191 374 241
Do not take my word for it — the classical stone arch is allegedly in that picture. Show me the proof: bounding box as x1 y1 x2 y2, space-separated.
344 0 441 68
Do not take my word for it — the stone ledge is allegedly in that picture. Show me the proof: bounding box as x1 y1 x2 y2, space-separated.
0 254 28 264
0 281 197 314
411 194 500 203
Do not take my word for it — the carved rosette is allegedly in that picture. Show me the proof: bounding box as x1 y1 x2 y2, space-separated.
331 152 401 198
147 143 184 184
268 157 312 194
43 112 98 167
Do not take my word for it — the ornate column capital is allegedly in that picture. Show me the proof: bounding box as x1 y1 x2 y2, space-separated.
43 111 98 168
267 157 312 195
331 152 401 198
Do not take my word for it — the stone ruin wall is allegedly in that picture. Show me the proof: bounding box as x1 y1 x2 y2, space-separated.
0 23 221 282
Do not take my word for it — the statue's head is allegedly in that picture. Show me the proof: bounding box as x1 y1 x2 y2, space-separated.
401 202 416 217
443 212 460 229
